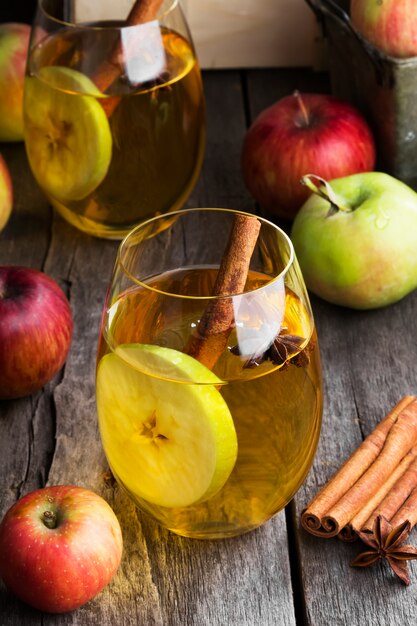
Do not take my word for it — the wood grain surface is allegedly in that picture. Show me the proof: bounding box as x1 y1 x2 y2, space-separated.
2 67 417 626
245 70 417 625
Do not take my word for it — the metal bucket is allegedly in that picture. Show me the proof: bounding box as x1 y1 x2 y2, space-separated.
306 0 417 190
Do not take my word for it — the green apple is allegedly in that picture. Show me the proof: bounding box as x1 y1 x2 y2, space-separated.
290 172 417 309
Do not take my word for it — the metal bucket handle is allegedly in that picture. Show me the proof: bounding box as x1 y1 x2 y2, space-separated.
304 0 387 84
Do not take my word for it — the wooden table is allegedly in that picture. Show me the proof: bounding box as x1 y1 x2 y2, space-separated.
1 67 417 625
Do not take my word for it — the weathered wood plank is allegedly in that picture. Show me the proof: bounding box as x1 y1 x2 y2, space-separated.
142 514 296 626
0 69 297 626
295 294 417 626
245 68 417 624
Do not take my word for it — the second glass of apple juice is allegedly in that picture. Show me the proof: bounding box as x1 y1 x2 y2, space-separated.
23 0 205 239
96 208 323 538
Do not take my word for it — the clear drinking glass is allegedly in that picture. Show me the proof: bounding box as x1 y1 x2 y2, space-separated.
96 208 323 539
23 0 205 239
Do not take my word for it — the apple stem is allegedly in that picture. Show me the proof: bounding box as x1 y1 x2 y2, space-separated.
300 174 352 214
294 90 310 127
42 510 58 529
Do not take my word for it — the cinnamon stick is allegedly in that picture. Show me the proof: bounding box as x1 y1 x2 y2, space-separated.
185 214 261 370
362 453 417 531
93 0 164 116
339 447 417 541
390 483 417 530
301 396 417 538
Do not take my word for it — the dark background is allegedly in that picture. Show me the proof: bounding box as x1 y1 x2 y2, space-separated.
0 0 36 24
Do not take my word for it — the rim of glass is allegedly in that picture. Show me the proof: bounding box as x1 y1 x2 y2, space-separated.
116 207 295 300
38 0 179 29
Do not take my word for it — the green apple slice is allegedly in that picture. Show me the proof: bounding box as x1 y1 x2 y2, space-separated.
96 344 238 508
24 66 112 202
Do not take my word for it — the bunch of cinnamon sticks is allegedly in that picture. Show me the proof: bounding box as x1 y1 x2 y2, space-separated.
302 396 417 541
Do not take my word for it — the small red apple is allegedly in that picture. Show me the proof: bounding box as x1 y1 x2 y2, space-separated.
0 266 73 399
351 0 417 58
0 153 13 232
0 23 31 142
0 485 123 613
241 91 376 220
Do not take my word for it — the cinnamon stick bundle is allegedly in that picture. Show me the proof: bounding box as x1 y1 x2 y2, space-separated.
301 396 417 540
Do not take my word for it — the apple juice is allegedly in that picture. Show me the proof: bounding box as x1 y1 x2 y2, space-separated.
96 267 322 539
24 26 205 239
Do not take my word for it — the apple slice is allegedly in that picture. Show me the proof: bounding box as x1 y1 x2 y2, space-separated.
24 66 112 202
96 344 238 508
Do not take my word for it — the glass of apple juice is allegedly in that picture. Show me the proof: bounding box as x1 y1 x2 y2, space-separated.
23 0 205 239
96 208 323 538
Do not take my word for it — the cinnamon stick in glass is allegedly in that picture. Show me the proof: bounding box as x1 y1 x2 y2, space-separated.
93 0 165 117
185 214 261 370
301 396 417 538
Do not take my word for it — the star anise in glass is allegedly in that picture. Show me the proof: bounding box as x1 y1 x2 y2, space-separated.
268 334 306 366
231 332 309 369
351 515 417 585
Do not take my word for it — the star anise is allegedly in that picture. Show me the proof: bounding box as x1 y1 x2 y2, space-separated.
231 332 310 369
351 515 417 585
268 334 306 366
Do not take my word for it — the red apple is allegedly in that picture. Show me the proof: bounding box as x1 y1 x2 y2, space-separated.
0 266 73 399
0 23 31 142
0 485 123 613
241 92 376 219
0 153 13 232
351 0 417 58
